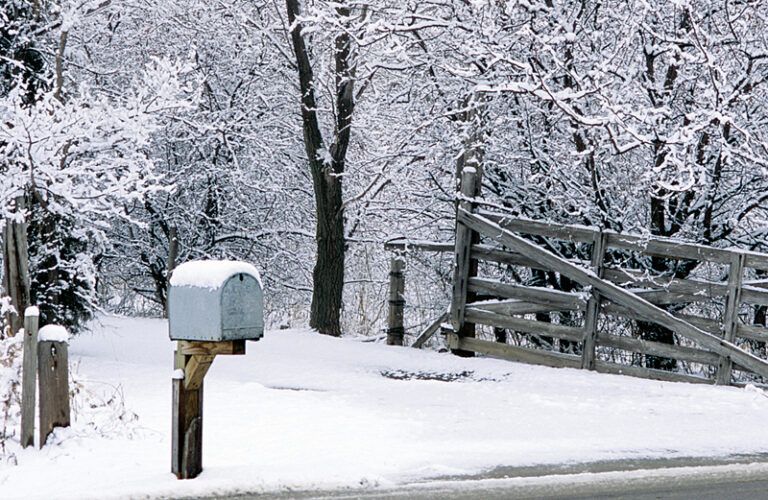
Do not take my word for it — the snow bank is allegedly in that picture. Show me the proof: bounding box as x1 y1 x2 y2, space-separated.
37 325 69 343
4 314 768 500
169 260 262 289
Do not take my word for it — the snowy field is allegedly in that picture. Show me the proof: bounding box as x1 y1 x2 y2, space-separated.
3 315 768 499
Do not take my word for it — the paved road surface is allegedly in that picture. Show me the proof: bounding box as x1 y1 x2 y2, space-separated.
205 455 768 500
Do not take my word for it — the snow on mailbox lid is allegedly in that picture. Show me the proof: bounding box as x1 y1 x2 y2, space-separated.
169 260 263 289
168 260 264 342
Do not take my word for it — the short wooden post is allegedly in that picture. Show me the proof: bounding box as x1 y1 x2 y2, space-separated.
581 231 607 370
172 340 244 479
387 256 405 346
38 327 70 448
716 251 746 385
20 306 39 448
450 167 479 356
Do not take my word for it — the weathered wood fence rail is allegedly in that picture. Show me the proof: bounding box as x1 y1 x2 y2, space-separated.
385 168 768 386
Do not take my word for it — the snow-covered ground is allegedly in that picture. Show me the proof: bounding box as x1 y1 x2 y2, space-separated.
3 315 768 499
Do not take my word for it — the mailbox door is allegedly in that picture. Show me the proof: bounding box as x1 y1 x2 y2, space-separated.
220 274 264 340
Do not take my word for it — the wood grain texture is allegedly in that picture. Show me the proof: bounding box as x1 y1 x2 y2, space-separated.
467 278 587 309
596 332 720 365
458 209 768 380
179 340 245 356
38 340 70 448
20 312 39 448
172 374 204 479
716 252 746 385
411 312 449 349
448 334 582 369
464 308 584 342
467 299 579 315
184 355 215 391
450 168 478 331
737 324 768 342
582 231 607 370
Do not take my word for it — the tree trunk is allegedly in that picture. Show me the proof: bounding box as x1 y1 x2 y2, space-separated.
310 180 345 337
286 0 353 336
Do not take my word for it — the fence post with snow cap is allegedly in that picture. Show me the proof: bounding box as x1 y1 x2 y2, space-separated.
37 324 71 448
168 259 265 480
20 306 39 448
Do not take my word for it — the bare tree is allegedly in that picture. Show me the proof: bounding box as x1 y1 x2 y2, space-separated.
285 0 356 336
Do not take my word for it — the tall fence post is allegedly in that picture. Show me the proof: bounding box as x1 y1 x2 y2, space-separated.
450 167 479 356
716 251 746 385
20 306 39 448
386 256 406 346
581 230 607 370
2 195 31 336
38 326 70 448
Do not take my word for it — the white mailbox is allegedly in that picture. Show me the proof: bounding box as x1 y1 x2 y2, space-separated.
168 260 264 342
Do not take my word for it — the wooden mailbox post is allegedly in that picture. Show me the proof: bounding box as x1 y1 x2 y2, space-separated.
168 260 264 479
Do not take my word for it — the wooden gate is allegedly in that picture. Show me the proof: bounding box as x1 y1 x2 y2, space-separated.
388 168 768 386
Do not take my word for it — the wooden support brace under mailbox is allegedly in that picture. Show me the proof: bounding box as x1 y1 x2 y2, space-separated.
172 339 246 480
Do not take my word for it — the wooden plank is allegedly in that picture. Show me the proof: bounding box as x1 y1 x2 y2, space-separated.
38 341 70 448
458 209 768 380
601 302 722 335
739 286 768 306
582 231 607 370
184 355 215 391
384 240 454 253
382 239 558 272
382 240 550 269
450 168 479 348
478 211 598 244
471 244 546 269
477 211 764 269
596 333 720 365
20 308 39 448
467 278 587 309
603 268 728 299
737 324 768 343
448 333 582 369
179 340 245 356
465 307 584 343
604 232 733 265
744 252 768 272
387 256 406 346
594 361 714 385
411 312 449 349
468 298 579 315
717 252 746 385
632 289 712 305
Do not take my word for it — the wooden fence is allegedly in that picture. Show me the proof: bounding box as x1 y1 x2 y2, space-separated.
386 168 768 386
